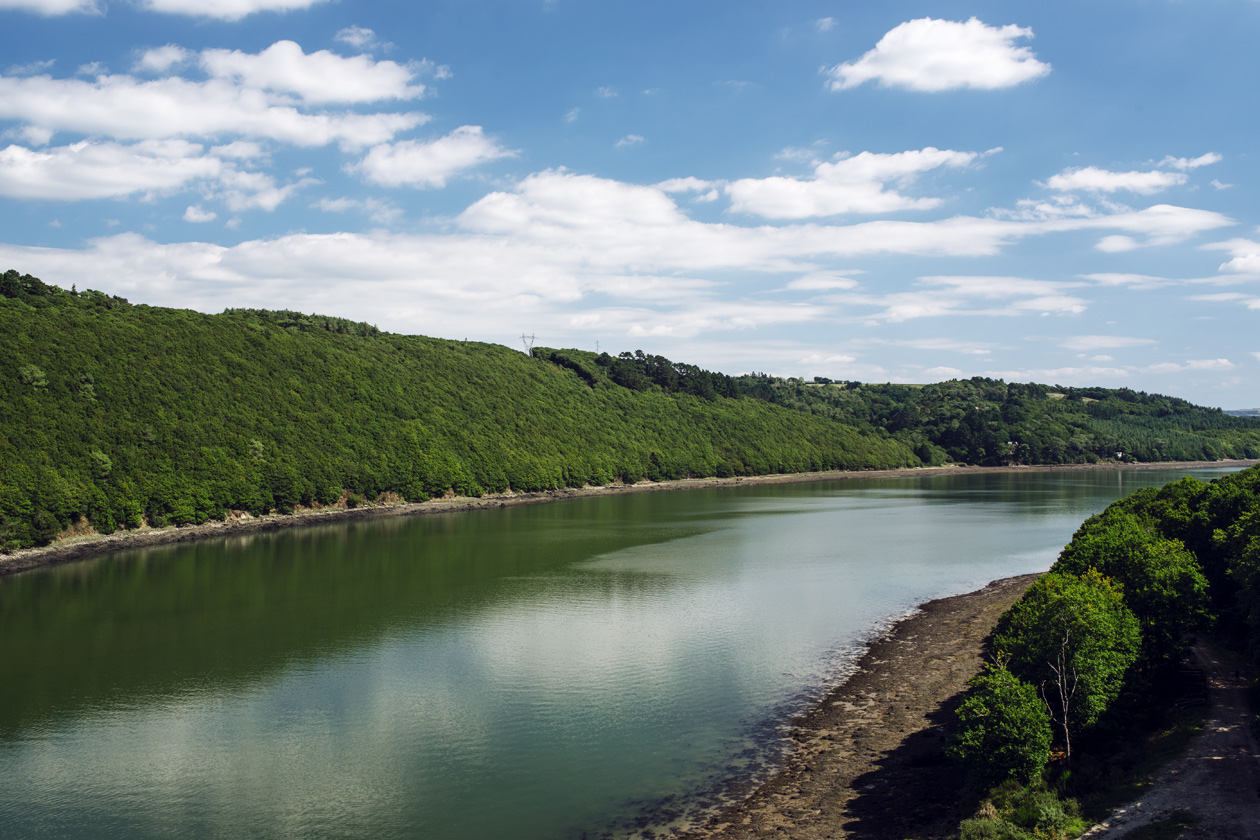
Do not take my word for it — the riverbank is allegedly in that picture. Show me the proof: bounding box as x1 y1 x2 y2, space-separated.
675 573 1043 840
2 460 1253 578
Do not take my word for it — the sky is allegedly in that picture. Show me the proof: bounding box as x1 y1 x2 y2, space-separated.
1 0 1259 408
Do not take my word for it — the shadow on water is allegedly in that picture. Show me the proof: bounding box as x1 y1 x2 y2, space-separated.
0 494 726 738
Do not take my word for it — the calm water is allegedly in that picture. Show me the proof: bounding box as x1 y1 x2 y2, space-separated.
0 467 1242 838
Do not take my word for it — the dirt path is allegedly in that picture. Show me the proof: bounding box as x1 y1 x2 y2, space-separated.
1081 643 1260 840
676 574 1041 840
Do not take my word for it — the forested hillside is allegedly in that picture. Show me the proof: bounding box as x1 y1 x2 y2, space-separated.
949 465 1260 837
540 348 1260 466
0 271 916 551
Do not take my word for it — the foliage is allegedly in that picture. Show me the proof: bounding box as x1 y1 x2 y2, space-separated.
949 662 1053 788
1055 510 1210 664
995 571 1141 758
726 375 1260 466
0 272 921 551
959 781 1085 840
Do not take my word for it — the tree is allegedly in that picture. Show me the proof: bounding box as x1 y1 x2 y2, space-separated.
1055 511 1210 663
949 662 1053 788
995 571 1140 759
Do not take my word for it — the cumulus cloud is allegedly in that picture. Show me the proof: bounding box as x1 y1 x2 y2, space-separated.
1204 238 1260 274
0 63 426 149
0 140 222 200
1158 153 1222 171
350 126 516 188
335 26 379 50
135 45 190 74
825 17 1050 92
0 0 99 14
726 147 980 219
136 0 329 21
1045 166 1187 195
183 205 217 223
198 41 426 104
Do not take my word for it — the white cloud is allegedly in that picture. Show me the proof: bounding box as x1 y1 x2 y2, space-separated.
834 275 1087 323
1212 180 1232 190
1095 235 1140 253
825 17 1050 92
315 196 402 224
1144 359 1235 374
1158 153 1221 171
815 17 836 32
335 26 379 50
1204 238 1260 274
198 41 425 104
564 107 581 123
0 0 100 14
350 125 516 188
985 366 1130 382
7 59 56 75
785 272 860 291
0 140 222 200
858 337 993 355
183 205 217 223
135 45 190 74
0 69 425 149
726 147 979 219
1082 272 1171 289
596 86 617 98
136 0 328 21
1059 335 1155 352
615 134 645 149
1045 166 1187 195
656 176 718 194
924 366 964 379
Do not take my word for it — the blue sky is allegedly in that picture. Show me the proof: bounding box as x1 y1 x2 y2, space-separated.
2 0 1259 408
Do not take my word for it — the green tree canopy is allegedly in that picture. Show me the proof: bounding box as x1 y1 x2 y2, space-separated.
995 570 1140 758
949 662 1053 789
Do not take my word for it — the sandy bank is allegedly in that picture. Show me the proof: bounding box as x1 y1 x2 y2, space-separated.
2 460 1252 579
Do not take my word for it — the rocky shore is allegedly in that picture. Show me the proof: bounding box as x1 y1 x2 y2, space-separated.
674 573 1041 840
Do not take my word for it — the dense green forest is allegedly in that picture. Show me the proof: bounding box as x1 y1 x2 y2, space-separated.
3 267 1259 554
949 464 1260 838
0 271 916 551
538 348 1260 466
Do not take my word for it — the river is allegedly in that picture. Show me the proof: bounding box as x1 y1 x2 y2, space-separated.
0 466 1241 838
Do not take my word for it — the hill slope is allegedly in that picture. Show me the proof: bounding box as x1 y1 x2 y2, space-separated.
0 271 916 550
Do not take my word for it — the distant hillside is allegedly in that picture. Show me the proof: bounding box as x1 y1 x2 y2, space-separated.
1226 408 1260 417
538 349 1260 467
0 271 916 551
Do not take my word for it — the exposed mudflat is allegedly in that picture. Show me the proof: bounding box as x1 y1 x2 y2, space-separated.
673 574 1040 840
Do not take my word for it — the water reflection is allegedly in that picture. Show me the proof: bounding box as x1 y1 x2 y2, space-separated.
0 466 1241 839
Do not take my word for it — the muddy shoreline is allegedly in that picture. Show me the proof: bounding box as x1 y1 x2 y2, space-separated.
674 573 1043 840
2 460 1252 578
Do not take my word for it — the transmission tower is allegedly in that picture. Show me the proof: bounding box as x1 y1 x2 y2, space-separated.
520 333 537 356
